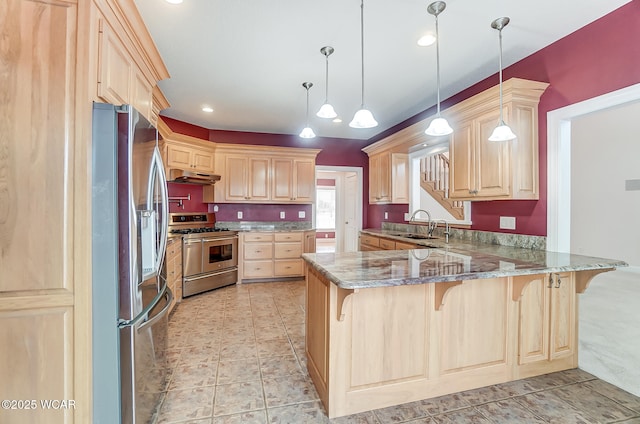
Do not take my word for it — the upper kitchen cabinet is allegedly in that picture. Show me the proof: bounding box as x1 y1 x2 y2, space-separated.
157 117 216 176
362 148 409 204
91 0 170 125
213 144 320 204
447 78 549 201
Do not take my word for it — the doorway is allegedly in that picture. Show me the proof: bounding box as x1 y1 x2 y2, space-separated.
315 166 363 253
547 82 640 396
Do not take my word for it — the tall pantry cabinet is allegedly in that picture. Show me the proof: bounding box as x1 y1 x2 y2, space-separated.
0 1 169 423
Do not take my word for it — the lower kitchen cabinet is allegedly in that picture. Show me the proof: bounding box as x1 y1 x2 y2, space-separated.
240 231 306 281
359 233 418 251
166 237 183 313
515 272 576 366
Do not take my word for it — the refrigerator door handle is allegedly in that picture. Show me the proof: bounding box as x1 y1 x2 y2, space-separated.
153 146 169 274
138 286 173 332
118 275 168 329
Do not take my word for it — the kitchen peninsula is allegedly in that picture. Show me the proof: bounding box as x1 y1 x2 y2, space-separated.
301 237 626 418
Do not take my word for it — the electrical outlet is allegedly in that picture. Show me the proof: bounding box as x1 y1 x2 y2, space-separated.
280 211 285 219
499 216 516 230
298 211 305 218
384 212 389 220
213 205 219 212
237 211 243 219
404 213 410 221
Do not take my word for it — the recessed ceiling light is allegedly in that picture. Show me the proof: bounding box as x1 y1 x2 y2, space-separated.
202 106 214 113
417 33 436 47
165 0 183 4
333 117 342 123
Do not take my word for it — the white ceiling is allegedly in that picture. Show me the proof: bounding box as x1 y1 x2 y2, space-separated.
135 0 630 140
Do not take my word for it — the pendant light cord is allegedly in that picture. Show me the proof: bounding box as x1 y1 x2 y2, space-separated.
306 88 310 126
435 12 441 115
498 28 504 123
324 55 330 103
360 0 365 108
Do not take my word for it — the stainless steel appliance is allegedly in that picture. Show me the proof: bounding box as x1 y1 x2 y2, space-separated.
91 103 171 424
168 213 238 296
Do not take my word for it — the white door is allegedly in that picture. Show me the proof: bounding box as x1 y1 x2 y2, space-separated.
343 172 358 252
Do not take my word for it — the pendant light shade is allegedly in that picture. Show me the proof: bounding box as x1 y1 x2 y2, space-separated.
425 1 453 137
488 17 516 142
317 46 338 119
349 0 378 129
299 82 316 139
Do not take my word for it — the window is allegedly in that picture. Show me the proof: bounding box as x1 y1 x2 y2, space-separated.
316 187 336 230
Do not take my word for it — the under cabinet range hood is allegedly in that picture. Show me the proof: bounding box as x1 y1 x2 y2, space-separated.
168 169 221 185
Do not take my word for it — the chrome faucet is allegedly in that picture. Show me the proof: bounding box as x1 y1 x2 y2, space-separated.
408 209 437 237
436 219 451 243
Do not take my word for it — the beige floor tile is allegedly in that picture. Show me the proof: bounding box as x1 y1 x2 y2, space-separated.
552 382 638 422
474 399 547 423
260 354 304 379
583 379 640 413
213 380 265 417
417 393 471 416
217 358 261 385
257 338 295 358
267 400 328 423
373 400 429 423
156 386 214 424
458 384 512 406
212 409 268 424
168 362 218 391
263 374 319 408
515 391 599 423
430 407 492 424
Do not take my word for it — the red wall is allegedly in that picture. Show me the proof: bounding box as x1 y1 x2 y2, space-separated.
211 203 312 222
167 182 208 213
367 1 640 235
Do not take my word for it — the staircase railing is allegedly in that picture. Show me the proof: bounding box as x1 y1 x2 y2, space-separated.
420 154 464 220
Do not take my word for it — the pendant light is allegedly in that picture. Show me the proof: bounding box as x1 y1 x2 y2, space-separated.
488 17 517 142
317 46 338 119
425 1 453 137
349 0 378 129
299 82 316 139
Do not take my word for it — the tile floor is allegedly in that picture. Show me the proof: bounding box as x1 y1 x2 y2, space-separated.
156 281 640 424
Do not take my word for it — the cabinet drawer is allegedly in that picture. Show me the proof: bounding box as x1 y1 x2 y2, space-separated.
360 234 380 247
244 243 273 260
274 259 304 277
274 243 303 259
395 241 417 250
243 260 274 278
379 239 396 250
274 232 303 242
244 233 275 242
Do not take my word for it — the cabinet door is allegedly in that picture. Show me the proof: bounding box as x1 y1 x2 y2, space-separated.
293 159 315 202
272 158 293 202
225 156 249 201
249 157 270 201
192 148 215 173
449 120 475 199
97 18 131 105
549 273 575 360
391 153 409 203
166 143 193 170
475 109 511 198
517 275 550 365
304 231 317 253
369 152 390 203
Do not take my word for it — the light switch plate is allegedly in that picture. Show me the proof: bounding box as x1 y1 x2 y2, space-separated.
499 216 516 230
404 213 410 221
298 211 305 218
280 211 285 219
237 211 243 219
384 212 389 220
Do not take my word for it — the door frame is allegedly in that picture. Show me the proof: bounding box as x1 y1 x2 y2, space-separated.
546 82 640 252
315 166 363 252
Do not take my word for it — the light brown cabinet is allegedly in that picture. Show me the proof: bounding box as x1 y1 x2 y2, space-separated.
516 272 576 365
239 232 306 281
224 155 270 202
447 78 548 201
364 150 409 204
304 230 317 253
165 141 215 173
166 238 183 314
213 144 320 204
359 233 418 251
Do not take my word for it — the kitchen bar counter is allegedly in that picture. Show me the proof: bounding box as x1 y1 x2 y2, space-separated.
302 243 626 290
302 233 627 418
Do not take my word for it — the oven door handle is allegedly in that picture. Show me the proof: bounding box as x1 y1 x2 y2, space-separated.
184 239 203 245
183 268 237 281
202 237 237 243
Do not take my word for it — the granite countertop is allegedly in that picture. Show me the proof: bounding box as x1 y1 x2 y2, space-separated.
302 230 627 289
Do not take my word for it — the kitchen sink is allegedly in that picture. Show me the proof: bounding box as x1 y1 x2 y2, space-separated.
405 234 438 240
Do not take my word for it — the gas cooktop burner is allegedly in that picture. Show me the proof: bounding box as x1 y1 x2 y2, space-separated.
170 227 230 235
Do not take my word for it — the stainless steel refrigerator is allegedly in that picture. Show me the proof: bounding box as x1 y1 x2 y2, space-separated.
91 103 172 424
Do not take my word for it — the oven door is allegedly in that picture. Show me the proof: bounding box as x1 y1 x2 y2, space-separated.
202 236 238 274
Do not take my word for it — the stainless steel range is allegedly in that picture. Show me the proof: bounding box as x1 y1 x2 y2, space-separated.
168 213 238 296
